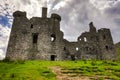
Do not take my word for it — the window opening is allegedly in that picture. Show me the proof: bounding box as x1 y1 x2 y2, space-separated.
31 24 33 28
33 33 38 44
71 55 75 61
76 47 79 51
64 47 66 50
51 34 56 42
103 35 106 39
105 45 109 51
84 37 87 42
79 38 81 41
85 47 89 51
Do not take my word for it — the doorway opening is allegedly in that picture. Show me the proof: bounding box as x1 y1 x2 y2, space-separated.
51 55 56 61
71 55 75 61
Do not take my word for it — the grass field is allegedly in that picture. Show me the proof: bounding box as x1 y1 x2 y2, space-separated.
116 46 120 61
0 60 120 80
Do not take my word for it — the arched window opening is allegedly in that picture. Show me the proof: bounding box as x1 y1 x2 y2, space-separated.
51 34 56 42
84 37 87 42
76 47 79 51
79 38 81 41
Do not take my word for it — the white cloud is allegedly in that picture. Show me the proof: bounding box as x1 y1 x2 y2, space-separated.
53 1 66 10
0 0 120 59
0 49 5 60
89 0 119 10
0 25 10 60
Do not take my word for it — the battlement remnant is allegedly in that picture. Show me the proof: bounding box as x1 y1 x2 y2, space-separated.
13 11 26 17
42 7 47 18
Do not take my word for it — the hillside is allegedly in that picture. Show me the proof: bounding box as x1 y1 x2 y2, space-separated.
115 42 120 60
0 60 120 80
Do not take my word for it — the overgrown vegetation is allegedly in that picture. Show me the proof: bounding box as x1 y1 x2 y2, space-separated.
0 60 120 80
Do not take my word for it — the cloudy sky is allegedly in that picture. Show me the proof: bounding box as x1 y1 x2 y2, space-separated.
0 0 120 60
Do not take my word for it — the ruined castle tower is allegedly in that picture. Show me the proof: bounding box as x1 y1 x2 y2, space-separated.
6 7 117 61
98 28 117 60
6 7 65 60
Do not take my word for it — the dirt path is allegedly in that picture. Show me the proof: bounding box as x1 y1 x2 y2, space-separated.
50 66 91 80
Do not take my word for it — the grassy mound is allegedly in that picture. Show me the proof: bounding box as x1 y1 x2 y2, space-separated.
0 60 120 80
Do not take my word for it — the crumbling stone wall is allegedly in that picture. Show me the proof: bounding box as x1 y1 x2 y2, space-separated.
65 22 117 60
6 7 117 61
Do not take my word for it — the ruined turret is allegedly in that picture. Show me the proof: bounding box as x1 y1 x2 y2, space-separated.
89 22 96 33
13 11 26 17
51 13 61 21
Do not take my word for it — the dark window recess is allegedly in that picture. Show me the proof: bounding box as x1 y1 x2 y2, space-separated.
105 45 109 51
18 15 21 17
85 47 89 51
33 33 38 43
51 34 56 42
91 36 93 40
64 47 66 50
31 24 33 28
103 35 106 39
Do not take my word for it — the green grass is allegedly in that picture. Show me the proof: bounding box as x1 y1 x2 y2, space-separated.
116 47 120 60
115 42 120 60
0 60 120 80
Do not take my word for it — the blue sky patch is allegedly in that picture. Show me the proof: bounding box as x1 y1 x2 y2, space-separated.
0 15 11 28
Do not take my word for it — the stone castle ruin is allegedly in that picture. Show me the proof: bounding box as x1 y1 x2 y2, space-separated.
6 7 117 61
